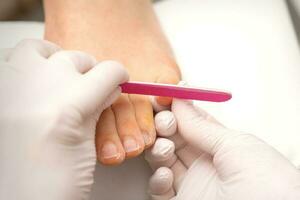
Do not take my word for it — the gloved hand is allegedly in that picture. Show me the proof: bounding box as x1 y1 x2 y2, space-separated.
146 99 300 200
0 39 128 200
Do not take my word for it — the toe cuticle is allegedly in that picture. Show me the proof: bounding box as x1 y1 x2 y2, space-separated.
123 136 140 153
101 141 120 160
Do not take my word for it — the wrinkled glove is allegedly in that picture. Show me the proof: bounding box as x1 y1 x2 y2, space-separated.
146 99 300 200
0 39 128 200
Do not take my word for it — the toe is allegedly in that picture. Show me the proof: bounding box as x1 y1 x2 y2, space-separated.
129 94 156 148
96 108 125 165
112 94 145 158
155 69 181 106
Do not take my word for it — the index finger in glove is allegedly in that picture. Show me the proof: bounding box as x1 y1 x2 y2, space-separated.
69 60 129 117
48 50 97 74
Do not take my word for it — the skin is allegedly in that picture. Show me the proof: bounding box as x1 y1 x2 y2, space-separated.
44 0 181 165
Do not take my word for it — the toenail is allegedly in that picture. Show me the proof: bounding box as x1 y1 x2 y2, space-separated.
142 132 152 146
101 142 120 159
123 136 139 153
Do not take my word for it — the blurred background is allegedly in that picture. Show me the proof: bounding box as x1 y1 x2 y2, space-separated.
0 0 43 21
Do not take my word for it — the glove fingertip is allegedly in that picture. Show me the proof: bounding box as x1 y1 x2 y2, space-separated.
145 138 175 162
97 60 129 84
149 167 174 195
155 110 177 137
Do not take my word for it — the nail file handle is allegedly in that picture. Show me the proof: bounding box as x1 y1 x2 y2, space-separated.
120 82 232 102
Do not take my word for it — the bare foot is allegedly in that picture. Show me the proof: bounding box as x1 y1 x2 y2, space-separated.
44 0 181 165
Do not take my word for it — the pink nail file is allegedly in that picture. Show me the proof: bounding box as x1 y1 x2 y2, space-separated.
120 82 232 102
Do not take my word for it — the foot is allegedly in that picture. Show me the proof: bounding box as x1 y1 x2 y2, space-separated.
44 0 181 165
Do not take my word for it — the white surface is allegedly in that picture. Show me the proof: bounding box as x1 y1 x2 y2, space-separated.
1 0 300 199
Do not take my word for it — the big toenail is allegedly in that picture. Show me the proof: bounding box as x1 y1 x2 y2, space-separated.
101 142 120 159
123 136 139 153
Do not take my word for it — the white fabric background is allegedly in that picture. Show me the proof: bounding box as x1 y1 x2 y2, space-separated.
1 0 300 199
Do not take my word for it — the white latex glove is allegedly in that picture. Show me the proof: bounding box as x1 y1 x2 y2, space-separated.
0 39 128 200
146 99 300 200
